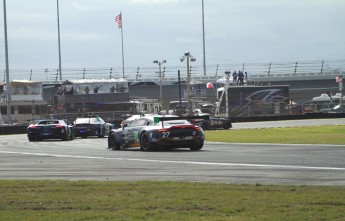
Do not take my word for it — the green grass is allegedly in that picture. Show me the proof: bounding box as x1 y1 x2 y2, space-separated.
0 180 345 221
205 125 345 145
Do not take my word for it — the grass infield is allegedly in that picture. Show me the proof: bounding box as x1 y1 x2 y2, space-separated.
205 125 345 145
0 180 345 221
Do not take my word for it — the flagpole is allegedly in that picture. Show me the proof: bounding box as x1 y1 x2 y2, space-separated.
120 12 125 78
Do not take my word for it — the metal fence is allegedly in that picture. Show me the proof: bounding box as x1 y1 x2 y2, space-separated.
3 59 344 82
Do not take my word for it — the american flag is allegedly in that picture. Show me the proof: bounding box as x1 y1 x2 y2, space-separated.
115 13 122 29
336 75 342 83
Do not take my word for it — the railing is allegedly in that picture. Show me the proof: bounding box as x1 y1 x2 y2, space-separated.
3 59 344 82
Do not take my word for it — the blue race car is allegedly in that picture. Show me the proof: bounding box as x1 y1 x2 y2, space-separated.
107 115 208 151
27 119 75 141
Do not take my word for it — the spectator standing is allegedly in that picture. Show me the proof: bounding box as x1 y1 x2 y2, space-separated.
238 71 244 85
232 71 238 85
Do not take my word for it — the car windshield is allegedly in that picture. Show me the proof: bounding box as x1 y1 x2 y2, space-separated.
75 117 104 124
127 118 149 127
38 120 60 125
122 115 137 121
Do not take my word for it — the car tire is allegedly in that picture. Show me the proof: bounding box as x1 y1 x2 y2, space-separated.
140 132 154 151
190 145 203 151
71 130 76 140
190 139 204 151
223 121 231 129
108 133 120 150
98 126 105 138
68 128 74 140
62 133 68 141
28 136 35 142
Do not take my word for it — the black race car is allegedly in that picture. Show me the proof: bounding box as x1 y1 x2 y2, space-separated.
74 117 108 138
192 109 232 130
27 119 75 141
108 115 208 151
193 114 232 130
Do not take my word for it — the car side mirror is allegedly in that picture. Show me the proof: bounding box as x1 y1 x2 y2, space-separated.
122 123 128 129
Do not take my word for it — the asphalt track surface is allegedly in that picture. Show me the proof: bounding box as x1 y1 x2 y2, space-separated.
1 118 344 185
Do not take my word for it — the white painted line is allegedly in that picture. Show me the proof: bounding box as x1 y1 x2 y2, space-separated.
1 150 345 171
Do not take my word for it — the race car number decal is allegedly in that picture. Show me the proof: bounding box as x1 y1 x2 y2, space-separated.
162 132 170 138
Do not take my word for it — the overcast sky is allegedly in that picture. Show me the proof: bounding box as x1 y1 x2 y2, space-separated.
1 0 345 80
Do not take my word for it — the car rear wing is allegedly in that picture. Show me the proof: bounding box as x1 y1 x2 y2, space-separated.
155 115 209 127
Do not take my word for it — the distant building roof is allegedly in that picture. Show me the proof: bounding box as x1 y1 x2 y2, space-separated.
64 78 127 84
11 80 42 86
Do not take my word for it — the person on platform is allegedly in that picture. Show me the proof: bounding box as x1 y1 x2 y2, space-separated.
232 71 238 85
238 71 244 85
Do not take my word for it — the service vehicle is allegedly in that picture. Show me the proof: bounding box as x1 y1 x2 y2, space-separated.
74 117 111 138
108 115 208 151
27 119 75 141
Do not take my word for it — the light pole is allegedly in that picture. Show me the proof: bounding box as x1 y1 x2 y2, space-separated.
153 60 166 111
57 0 62 80
180 52 196 116
44 68 49 81
202 0 206 76
3 0 12 125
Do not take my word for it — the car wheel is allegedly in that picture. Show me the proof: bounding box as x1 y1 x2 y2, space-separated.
98 126 105 138
140 132 154 151
223 121 231 129
67 128 74 140
62 133 68 141
190 139 204 151
190 144 203 151
108 133 120 150
71 130 76 140
28 136 35 142
103 126 106 137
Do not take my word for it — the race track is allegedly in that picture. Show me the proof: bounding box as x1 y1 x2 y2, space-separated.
1 119 345 185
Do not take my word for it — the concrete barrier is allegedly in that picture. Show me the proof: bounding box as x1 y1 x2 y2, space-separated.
1 113 345 135
0 126 27 135
231 113 345 123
